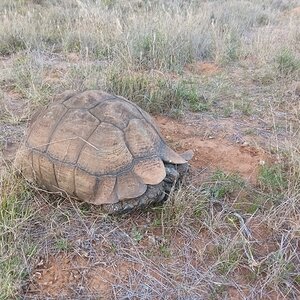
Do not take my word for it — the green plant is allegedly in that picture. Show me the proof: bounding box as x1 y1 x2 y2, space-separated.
224 32 241 63
131 225 143 243
258 164 286 192
0 34 26 56
12 55 52 106
208 170 245 199
55 238 70 251
106 70 203 115
235 99 253 116
209 284 226 300
216 249 241 275
276 49 300 76
0 174 34 299
222 104 234 117
159 243 171 258
101 0 116 9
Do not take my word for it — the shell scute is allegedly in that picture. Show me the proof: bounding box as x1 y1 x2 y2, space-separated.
125 119 160 158
116 171 147 200
90 99 142 129
74 168 96 202
133 156 166 185
77 122 133 175
47 110 99 163
54 163 75 195
64 90 114 109
27 103 67 152
94 176 118 204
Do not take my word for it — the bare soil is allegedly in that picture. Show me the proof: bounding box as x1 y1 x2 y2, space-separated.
0 64 278 299
1 32 295 300
18 112 275 299
155 115 269 184
24 214 281 300
184 62 220 76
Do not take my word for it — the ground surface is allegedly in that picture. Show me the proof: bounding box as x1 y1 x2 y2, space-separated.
0 1 300 299
0 90 292 299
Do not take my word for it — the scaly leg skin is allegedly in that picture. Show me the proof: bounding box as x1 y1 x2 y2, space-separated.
102 163 189 214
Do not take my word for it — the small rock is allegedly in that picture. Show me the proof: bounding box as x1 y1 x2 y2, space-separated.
148 235 156 245
295 83 300 97
259 160 265 166
32 272 42 279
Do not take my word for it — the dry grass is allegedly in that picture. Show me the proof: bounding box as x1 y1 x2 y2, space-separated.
0 172 35 299
1 0 300 299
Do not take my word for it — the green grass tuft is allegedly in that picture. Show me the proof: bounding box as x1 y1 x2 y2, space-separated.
106 70 207 115
209 170 245 199
276 49 300 76
258 164 287 192
0 173 34 299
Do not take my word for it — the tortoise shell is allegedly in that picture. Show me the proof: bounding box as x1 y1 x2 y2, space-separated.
20 90 188 205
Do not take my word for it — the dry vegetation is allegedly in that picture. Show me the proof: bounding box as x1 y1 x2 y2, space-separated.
0 0 300 299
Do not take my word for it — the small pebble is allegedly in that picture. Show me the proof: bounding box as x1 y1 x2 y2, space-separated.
259 160 265 166
295 84 300 97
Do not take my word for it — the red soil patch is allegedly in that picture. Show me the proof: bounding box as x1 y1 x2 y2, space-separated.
0 91 28 120
155 116 268 184
247 217 278 257
26 254 137 298
280 6 300 24
185 62 220 76
283 6 300 17
44 68 65 85
86 260 138 298
66 52 81 62
26 230 213 298
27 255 85 297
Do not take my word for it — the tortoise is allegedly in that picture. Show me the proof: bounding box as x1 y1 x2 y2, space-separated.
18 90 192 213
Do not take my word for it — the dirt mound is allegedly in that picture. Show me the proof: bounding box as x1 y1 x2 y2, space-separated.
155 116 268 184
